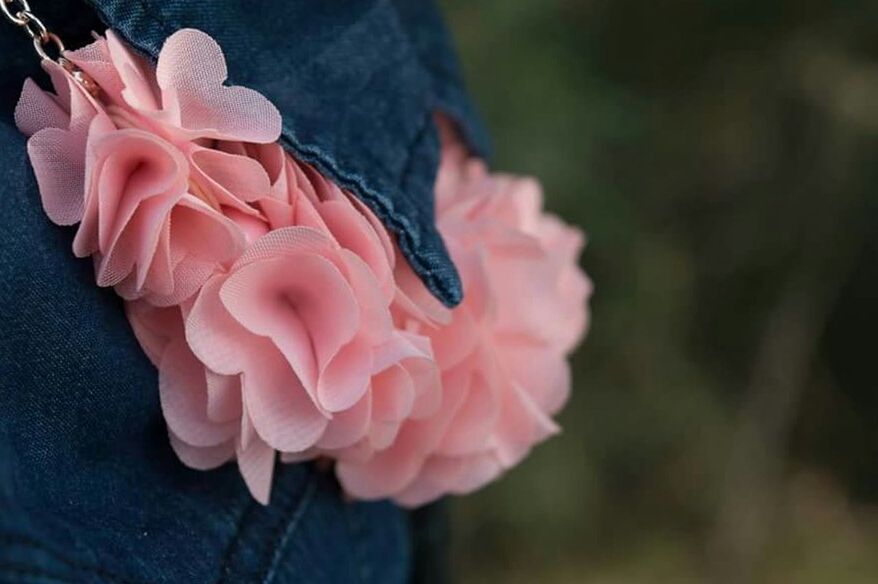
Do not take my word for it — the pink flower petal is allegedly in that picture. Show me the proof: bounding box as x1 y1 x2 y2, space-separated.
370 364 415 423
206 371 243 423
169 433 235 470
190 147 272 204
186 275 251 376
26 128 87 225
317 332 372 412
317 200 394 300
231 226 333 269
395 454 503 507
15 78 69 135
105 29 162 112
155 29 281 143
491 383 560 468
159 340 239 448
317 392 372 450
392 255 452 327
66 37 126 104
236 428 275 505
436 369 498 457
126 301 184 366
242 351 328 453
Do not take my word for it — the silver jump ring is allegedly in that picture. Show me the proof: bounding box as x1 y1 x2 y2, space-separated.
33 30 63 61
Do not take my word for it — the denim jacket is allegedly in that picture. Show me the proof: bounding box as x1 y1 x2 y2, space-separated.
0 1 485 582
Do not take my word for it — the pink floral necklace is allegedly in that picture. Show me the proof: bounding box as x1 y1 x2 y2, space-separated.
5 1 591 506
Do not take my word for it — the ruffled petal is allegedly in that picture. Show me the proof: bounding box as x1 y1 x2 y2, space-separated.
242 351 328 453
155 29 281 142
159 340 239 448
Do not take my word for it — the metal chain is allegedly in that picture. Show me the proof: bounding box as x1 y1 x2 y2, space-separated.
2 0 99 95
1 0 66 61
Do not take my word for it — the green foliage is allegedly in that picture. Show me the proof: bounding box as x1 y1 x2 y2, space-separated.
442 0 878 581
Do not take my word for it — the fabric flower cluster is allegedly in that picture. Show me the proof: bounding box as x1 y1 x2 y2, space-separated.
16 29 590 506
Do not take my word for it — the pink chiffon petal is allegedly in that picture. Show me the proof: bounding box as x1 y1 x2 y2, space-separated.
220 252 361 397
395 454 503 507
368 421 403 451
155 29 281 142
190 147 272 204
26 128 87 225
15 78 69 135
158 340 239 448
370 364 415 423
242 351 328 453
236 432 275 505
317 392 372 450
498 343 572 416
317 200 394 300
80 128 189 289
428 307 480 371
490 383 560 468
186 275 251 375
370 332 430 376
171 195 244 262
125 301 184 366
231 226 333 269
225 208 270 245
170 433 235 470
206 371 243 423
317 333 372 413
436 370 498 457
392 255 452 327
66 38 127 103
338 251 393 343
336 377 469 500
105 29 162 111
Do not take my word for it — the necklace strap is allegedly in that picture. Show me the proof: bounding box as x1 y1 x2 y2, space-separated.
2 0 99 95
2 0 66 62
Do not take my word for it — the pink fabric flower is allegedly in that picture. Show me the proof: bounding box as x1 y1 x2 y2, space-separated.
336 127 592 506
16 28 282 303
16 27 590 507
129 146 442 503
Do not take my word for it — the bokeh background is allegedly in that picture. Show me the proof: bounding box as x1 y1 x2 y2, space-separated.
440 1 878 582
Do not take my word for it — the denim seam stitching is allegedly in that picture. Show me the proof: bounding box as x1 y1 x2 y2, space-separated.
344 503 370 584
215 496 258 584
260 477 318 584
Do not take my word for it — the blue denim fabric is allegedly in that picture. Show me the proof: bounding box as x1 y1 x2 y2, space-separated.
0 1 480 582
0 112 411 584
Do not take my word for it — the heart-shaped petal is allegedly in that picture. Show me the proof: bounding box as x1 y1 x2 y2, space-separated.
156 28 282 143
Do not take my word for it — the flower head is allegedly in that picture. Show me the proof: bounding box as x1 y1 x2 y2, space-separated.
337 126 591 505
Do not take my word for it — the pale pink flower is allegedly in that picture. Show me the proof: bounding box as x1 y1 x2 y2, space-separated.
336 128 592 506
16 28 282 303
127 147 442 503
15 26 590 507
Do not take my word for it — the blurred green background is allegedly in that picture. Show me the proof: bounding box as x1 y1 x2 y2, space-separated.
441 1 878 582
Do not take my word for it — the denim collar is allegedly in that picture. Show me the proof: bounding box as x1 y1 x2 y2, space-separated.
83 0 490 306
